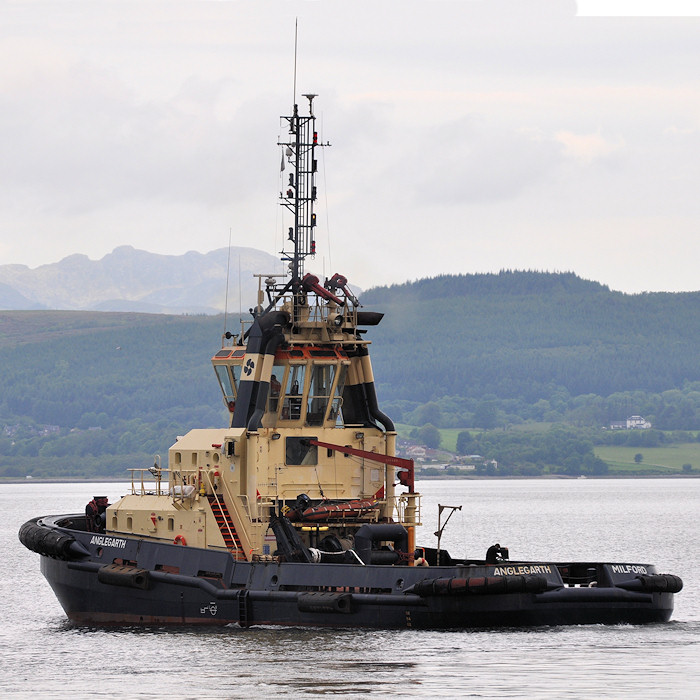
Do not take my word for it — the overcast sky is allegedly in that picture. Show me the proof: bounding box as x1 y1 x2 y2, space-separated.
1 0 699 293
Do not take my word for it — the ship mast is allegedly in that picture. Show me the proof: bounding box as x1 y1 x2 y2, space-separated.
278 94 327 289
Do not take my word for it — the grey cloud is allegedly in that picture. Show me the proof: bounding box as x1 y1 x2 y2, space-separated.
0 63 279 215
413 119 565 204
0 0 698 293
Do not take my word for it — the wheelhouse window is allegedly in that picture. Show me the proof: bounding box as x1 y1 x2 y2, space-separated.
215 365 236 403
307 364 336 426
329 365 348 425
231 363 242 390
281 365 306 421
268 363 285 414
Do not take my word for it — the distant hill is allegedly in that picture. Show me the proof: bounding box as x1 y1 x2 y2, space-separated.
362 269 609 302
0 282 44 310
0 310 230 478
0 246 281 314
361 270 700 403
2 270 700 478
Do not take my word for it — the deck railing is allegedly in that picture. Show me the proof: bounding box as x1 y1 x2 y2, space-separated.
127 467 199 502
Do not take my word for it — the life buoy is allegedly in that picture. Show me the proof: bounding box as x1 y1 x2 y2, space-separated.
173 535 187 546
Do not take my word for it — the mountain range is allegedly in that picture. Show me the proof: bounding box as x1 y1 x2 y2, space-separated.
0 246 281 314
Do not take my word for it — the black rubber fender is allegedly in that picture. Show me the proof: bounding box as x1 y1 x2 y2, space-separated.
617 574 683 594
19 518 76 560
97 564 152 590
297 592 354 614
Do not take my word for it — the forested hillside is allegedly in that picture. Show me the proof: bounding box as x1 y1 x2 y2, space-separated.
2 271 700 478
0 311 232 477
362 271 700 429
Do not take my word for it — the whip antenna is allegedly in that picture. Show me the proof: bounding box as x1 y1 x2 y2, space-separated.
293 18 298 107
223 227 232 335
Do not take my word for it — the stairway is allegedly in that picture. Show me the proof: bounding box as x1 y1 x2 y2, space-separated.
208 494 246 560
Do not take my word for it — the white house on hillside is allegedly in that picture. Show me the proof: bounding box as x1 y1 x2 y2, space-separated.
627 415 651 429
609 415 651 430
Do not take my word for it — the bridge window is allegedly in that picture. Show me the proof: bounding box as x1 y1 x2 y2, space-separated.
269 363 285 414
231 363 241 389
215 364 240 403
307 364 335 426
281 365 306 421
329 365 348 425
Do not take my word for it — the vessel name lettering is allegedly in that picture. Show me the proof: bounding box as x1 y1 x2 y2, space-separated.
89 535 127 549
492 565 552 576
611 564 647 575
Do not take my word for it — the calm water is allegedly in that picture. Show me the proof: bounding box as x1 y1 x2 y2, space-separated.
2 479 698 699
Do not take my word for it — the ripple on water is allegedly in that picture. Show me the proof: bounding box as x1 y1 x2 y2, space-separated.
2 480 699 698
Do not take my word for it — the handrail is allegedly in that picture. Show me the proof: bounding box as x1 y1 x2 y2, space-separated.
392 492 422 527
202 471 257 560
127 467 172 496
126 467 258 558
201 471 246 559
127 467 201 503
226 491 255 556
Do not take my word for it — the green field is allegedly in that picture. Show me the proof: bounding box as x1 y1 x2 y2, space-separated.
594 443 700 473
397 422 699 475
394 424 459 452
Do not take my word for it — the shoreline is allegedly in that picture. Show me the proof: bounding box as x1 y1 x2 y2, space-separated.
2 473 698 485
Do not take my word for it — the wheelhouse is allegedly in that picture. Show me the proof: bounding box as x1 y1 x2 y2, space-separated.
213 345 350 428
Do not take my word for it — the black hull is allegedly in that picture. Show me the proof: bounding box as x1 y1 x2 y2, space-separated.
42 559 674 629
24 515 679 630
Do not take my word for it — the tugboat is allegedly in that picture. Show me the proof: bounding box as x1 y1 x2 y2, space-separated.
20 95 682 628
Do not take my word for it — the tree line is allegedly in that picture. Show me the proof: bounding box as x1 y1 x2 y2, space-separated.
364 271 700 430
2 269 700 477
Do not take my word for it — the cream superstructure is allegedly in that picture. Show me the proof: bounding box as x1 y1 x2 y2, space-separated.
105 95 420 565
